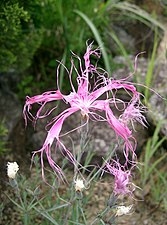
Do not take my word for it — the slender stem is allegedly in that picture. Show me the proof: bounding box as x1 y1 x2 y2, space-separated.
90 206 110 225
11 179 29 225
63 188 74 225
90 194 118 225
74 115 89 180
64 115 89 224
80 115 89 150
23 212 29 225
75 199 79 223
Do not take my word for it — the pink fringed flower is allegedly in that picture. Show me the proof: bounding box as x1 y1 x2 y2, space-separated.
120 97 147 129
23 43 146 180
106 161 132 195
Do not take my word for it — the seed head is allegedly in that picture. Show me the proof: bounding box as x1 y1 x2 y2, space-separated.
115 205 133 216
7 162 19 179
74 179 85 192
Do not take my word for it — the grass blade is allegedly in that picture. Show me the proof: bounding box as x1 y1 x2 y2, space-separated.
45 203 70 212
33 206 59 225
144 32 158 102
74 10 111 75
147 152 167 179
109 2 165 31
107 31 133 70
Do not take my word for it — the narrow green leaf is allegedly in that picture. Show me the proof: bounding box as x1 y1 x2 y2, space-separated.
152 121 164 147
144 138 152 164
79 206 87 224
45 203 70 212
100 219 106 225
6 194 24 210
108 31 133 71
147 152 167 178
110 2 165 31
74 10 111 75
150 137 167 159
33 206 59 225
144 31 158 102
59 50 67 91
67 220 84 225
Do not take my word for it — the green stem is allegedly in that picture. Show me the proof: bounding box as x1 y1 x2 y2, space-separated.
90 206 110 225
74 115 89 180
23 212 29 225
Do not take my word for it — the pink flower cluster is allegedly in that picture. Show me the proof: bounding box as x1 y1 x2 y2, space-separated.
105 160 133 195
23 43 146 182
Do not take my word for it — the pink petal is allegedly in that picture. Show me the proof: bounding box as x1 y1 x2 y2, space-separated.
32 107 79 180
106 161 132 195
23 90 63 125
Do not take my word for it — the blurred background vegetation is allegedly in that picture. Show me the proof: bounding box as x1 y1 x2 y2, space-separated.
0 0 166 96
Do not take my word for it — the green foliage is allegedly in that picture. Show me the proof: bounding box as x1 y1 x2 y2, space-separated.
4 140 117 224
140 121 167 209
4 157 88 224
1 0 164 73
0 120 8 154
144 32 158 103
17 75 34 97
17 74 46 98
1 0 165 102
150 169 167 209
108 1 165 31
74 9 111 75
33 0 164 95
0 0 42 72
140 121 167 185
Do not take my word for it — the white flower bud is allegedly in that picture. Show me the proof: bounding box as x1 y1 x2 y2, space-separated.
115 205 133 217
7 162 19 179
74 179 85 192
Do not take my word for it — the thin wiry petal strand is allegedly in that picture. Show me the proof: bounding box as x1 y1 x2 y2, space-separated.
23 90 63 125
32 107 79 180
121 99 147 128
88 80 138 103
90 100 134 160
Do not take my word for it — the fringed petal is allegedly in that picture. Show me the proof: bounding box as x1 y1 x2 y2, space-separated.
31 107 79 181
23 90 63 125
24 43 148 183
105 160 132 195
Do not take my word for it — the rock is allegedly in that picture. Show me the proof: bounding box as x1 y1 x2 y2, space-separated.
0 73 26 182
0 73 26 162
148 62 167 136
148 25 167 136
109 25 135 53
0 74 22 139
113 55 167 137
